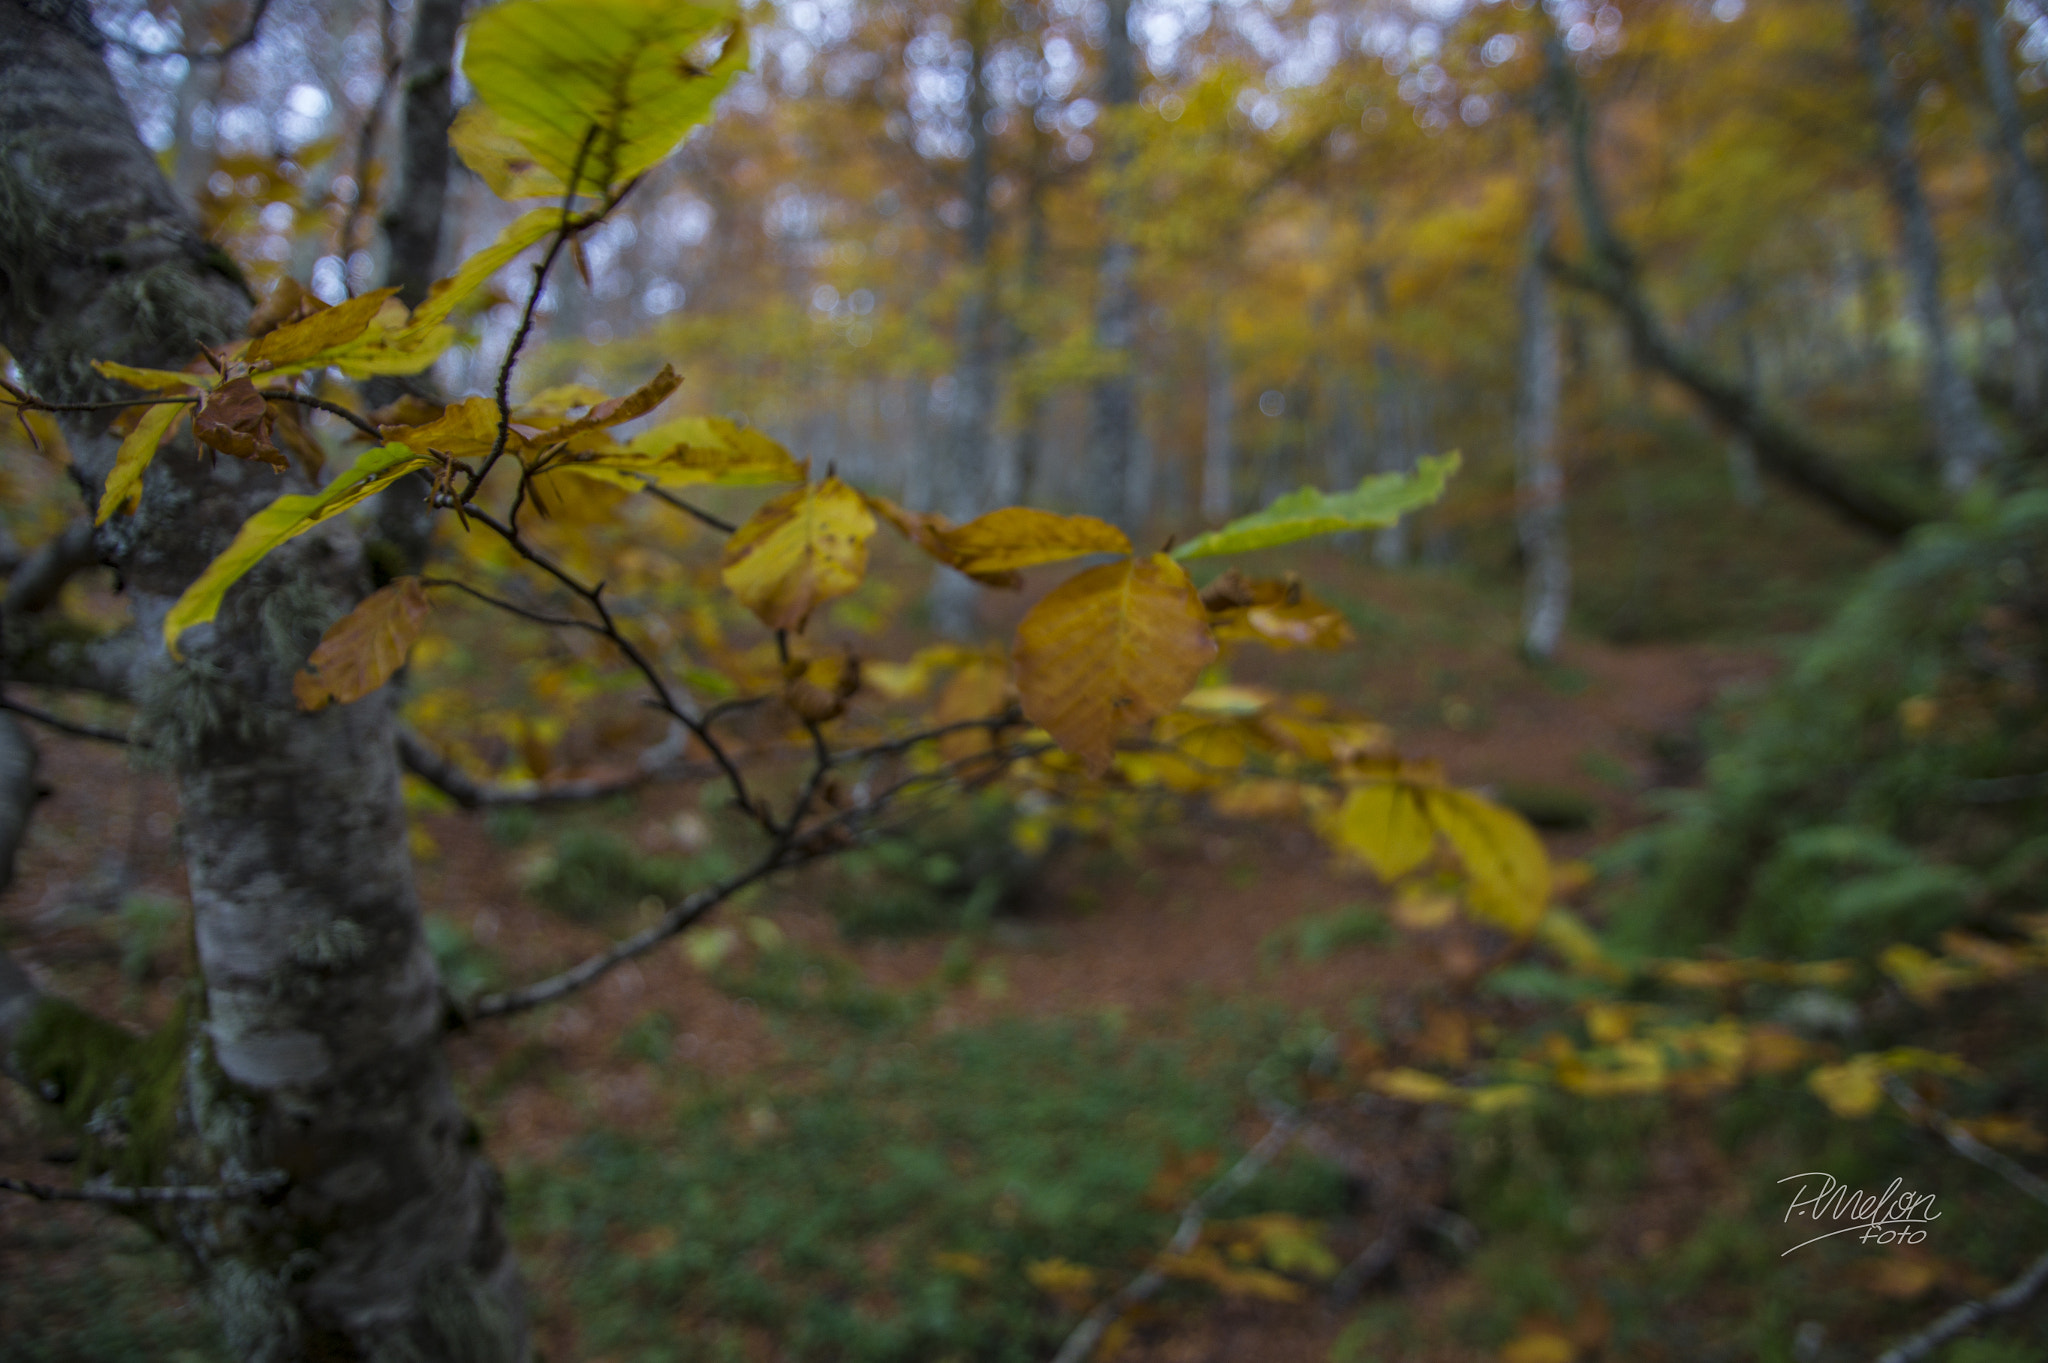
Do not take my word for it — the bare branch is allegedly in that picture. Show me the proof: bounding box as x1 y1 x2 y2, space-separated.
1873 1245 2048 1363
1049 1110 1302 1363
641 481 738 534
4 521 99 616
0 715 38 893
1538 31 1928 540
397 724 705 809
462 850 805 1021
0 1171 286 1204
1884 1076 2048 1211
0 694 129 746
100 0 273 64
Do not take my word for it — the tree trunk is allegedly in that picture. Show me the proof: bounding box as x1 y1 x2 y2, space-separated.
931 0 1000 639
1087 0 1137 525
1963 0 2048 417
1514 184 1570 662
1849 0 2002 491
1201 307 1235 523
0 5 526 1358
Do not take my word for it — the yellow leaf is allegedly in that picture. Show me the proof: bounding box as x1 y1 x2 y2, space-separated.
1331 781 1436 882
1025 1257 1098 1300
1808 1056 1883 1119
1468 1083 1537 1114
1879 944 1978 1005
293 577 431 711
522 364 680 446
1011 555 1217 776
1537 907 1626 981
525 466 637 523
96 401 188 523
1424 788 1551 935
719 477 876 630
608 415 806 485
92 360 208 393
450 100 567 199
928 506 1131 579
1368 1067 1464 1104
163 444 435 656
1391 887 1458 930
1203 572 1353 650
1501 1330 1576 1363
463 0 746 193
380 395 510 459
406 208 561 334
935 661 1013 762
245 287 401 367
1156 1247 1305 1302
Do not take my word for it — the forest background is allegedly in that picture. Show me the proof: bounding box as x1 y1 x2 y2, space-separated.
2 0 2047 1359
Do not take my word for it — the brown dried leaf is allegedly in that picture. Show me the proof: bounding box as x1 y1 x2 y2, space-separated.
293 577 431 711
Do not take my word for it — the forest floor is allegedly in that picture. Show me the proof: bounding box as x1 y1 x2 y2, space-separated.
0 548 1823 1363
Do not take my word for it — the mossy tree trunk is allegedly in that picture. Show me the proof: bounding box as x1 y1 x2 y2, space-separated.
0 3 525 1357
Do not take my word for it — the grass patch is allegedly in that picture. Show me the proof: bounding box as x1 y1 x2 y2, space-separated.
511 1008 1350 1363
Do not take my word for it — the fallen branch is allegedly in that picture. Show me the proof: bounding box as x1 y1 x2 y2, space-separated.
1049 1110 1303 1363
1884 1076 2048 1211
1872 1245 2048 1363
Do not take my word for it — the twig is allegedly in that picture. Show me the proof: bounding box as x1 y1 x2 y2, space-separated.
397 725 704 809
641 481 738 534
335 0 402 290
1885 1075 2048 1211
1049 1110 1302 1363
0 1170 285 1205
463 849 808 1020
1872 1245 2048 1363
102 0 272 63
1870 1076 2048 1361
0 695 131 746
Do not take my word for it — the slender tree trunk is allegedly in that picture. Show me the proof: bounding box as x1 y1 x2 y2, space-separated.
1850 0 2002 490
1727 329 1765 505
1201 307 1235 522
1515 183 1570 662
1962 0 2048 415
1088 0 1137 525
931 0 1000 637
0 6 525 1358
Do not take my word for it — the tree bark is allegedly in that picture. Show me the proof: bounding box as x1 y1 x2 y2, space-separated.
1087 0 1138 525
1849 0 2003 491
0 4 525 1358
930 0 999 639
1201 308 1235 523
1962 0 2048 415
1540 28 1929 539
1515 180 1570 662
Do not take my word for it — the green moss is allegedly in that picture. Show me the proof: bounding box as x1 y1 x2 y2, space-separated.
10 995 191 1187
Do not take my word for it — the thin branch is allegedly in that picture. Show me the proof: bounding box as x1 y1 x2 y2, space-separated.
0 1170 286 1205
1049 1110 1303 1363
101 0 273 63
641 481 738 534
468 128 602 501
418 574 597 634
1884 1076 2048 1211
0 695 131 746
335 0 402 290
463 850 807 1020
1873 1245 2048 1363
256 388 384 443
397 724 706 809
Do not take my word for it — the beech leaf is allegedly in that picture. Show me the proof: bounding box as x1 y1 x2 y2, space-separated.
719 477 876 630
1171 453 1459 560
293 577 431 711
96 401 189 523
164 444 435 656
1422 787 1551 935
1011 554 1217 775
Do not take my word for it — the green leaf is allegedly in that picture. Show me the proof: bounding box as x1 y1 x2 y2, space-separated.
1170 452 1459 560
163 444 434 657
462 0 746 195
